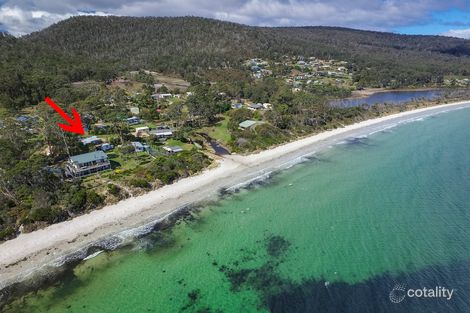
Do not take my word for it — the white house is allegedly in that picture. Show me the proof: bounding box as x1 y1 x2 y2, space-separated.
163 146 183 154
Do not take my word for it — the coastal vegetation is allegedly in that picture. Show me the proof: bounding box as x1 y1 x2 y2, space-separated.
0 16 470 241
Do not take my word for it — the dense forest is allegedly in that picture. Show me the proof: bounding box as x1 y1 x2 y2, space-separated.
1 16 470 110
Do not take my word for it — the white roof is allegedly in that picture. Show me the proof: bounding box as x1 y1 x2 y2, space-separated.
163 146 183 152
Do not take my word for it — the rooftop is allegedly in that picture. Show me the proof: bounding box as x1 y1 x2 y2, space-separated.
248 103 264 109
70 150 108 165
163 146 183 153
131 141 144 148
80 136 102 145
239 120 258 129
151 129 173 135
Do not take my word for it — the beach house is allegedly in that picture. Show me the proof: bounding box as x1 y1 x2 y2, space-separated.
150 126 173 140
80 136 103 146
131 141 150 152
65 151 111 178
163 146 183 154
248 103 264 110
125 116 140 125
151 93 173 100
100 143 114 152
239 120 259 130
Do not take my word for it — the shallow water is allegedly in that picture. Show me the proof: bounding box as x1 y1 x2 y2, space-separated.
330 89 443 107
4 107 470 313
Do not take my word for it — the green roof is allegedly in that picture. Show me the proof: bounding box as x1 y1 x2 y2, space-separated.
239 120 258 129
70 150 108 164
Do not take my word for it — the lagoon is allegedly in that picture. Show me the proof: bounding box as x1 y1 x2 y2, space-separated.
330 89 444 107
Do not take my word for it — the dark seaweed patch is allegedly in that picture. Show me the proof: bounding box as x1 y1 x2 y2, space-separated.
188 289 200 302
179 289 202 311
266 259 470 313
213 233 470 313
266 235 291 258
217 234 292 300
343 136 372 148
1 264 86 313
150 204 198 233
140 230 177 252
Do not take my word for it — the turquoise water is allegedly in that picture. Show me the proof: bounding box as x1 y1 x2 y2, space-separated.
4 107 470 312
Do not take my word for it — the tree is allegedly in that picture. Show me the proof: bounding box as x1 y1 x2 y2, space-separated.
186 84 220 125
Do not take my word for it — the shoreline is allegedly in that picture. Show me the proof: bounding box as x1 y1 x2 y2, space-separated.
1 100 470 292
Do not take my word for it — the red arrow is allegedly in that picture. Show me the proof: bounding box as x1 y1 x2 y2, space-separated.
44 97 85 135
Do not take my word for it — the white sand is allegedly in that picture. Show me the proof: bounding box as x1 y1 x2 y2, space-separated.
1 100 469 287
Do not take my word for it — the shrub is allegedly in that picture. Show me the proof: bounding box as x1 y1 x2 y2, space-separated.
68 188 103 212
107 184 121 196
119 144 135 154
68 188 87 212
145 150 211 184
86 190 103 209
129 178 150 189
0 226 15 241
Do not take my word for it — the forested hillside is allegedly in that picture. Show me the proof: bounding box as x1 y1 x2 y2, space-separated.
1 16 470 110
27 17 470 76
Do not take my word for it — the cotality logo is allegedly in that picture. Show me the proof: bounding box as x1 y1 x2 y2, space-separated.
389 283 455 303
389 283 407 303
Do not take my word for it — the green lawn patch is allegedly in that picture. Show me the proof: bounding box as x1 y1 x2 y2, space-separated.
201 116 231 145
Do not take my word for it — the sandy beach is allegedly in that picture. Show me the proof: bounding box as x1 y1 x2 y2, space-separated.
1 100 470 290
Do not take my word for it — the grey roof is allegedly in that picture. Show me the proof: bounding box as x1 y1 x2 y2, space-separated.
249 103 263 109
151 129 173 135
70 151 108 164
81 136 102 145
239 120 258 129
131 141 144 148
16 116 30 122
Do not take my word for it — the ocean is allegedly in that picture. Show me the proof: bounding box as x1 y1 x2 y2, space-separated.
3 107 470 312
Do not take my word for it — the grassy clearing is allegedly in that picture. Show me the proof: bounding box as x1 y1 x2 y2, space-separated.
165 139 194 150
201 116 231 145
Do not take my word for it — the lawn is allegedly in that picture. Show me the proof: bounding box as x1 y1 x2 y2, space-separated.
164 139 194 150
107 151 152 171
201 116 231 145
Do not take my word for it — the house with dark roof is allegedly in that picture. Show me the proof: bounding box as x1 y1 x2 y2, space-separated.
100 143 114 152
65 151 111 178
125 116 140 125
